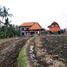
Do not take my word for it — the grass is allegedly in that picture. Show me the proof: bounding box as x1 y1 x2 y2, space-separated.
17 36 36 67
18 47 26 67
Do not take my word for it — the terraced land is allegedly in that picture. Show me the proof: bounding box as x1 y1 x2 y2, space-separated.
0 37 28 67
28 35 67 67
41 35 67 66
0 35 67 67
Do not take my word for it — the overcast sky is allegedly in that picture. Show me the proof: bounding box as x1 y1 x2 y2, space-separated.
0 0 67 29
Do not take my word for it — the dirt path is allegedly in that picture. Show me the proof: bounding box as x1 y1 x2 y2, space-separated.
21 36 36 67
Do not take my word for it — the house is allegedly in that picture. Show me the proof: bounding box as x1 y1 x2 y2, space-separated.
48 21 61 33
19 22 44 36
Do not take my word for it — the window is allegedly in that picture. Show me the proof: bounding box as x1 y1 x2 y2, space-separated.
27 28 29 30
22 33 24 35
52 25 54 27
22 28 24 30
55 25 58 27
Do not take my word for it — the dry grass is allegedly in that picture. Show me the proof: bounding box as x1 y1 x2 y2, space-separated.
41 35 67 66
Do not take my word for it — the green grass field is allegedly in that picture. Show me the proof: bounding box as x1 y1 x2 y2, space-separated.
18 48 26 67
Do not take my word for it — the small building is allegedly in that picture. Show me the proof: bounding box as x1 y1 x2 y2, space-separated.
19 22 44 36
48 21 61 34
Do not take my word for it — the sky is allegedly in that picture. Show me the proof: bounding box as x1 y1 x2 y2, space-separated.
0 0 67 29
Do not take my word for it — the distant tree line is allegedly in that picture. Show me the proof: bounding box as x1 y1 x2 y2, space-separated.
0 6 20 38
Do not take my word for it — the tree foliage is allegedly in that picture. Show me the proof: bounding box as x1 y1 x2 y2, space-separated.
0 6 20 38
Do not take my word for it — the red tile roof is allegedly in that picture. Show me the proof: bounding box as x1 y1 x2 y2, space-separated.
48 21 60 28
20 22 34 27
29 23 42 30
20 22 43 30
48 21 61 32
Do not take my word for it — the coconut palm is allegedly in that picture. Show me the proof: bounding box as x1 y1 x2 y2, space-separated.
0 6 20 38
0 6 13 37
2 6 12 17
0 6 13 25
0 6 4 26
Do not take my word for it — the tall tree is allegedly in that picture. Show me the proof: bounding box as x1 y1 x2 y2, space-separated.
0 6 13 25
0 6 20 38
0 6 12 37
2 6 12 18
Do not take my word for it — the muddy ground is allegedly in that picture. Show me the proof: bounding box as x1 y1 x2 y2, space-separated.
0 37 28 67
28 35 67 67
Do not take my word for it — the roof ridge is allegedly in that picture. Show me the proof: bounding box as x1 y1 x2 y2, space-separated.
36 23 43 28
30 22 36 27
29 22 43 30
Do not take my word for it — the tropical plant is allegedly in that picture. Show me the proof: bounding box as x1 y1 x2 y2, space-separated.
0 6 20 38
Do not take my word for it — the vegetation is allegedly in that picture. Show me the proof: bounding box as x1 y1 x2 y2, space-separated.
18 46 26 67
0 6 20 38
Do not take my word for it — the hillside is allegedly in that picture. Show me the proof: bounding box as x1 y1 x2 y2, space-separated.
28 35 67 67
0 37 27 67
41 35 67 66
0 35 67 67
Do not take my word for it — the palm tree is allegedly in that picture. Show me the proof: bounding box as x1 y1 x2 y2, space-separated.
0 6 13 25
0 6 4 26
3 6 13 38
0 6 13 38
